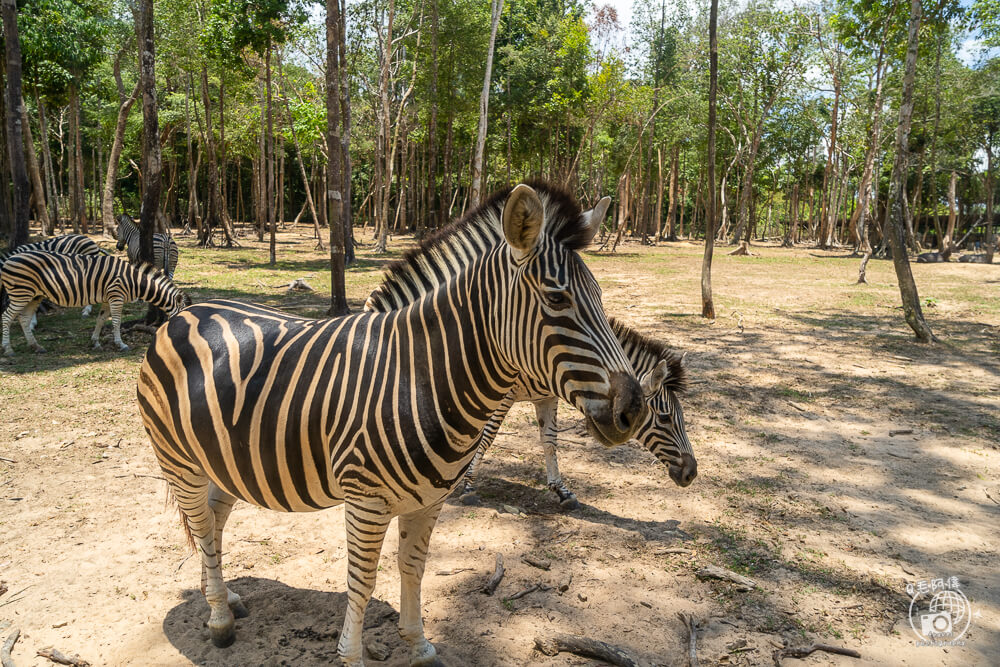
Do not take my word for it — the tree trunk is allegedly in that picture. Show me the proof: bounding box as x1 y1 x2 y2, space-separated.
21 101 50 234
327 0 349 315
103 80 140 238
470 0 502 209
943 170 957 250
280 59 323 250
885 0 934 342
424 0 439 233
36 93 58 232
266 47 276 264
701 0 718 319
986 142 995 264
200 66 237 247
338 0 354 264
74 88 87 233
3 0 29 248
664 143 680 241
137 0 160 267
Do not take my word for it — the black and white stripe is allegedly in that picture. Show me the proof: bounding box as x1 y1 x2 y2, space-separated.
460 319 698 509
136 183 643 666
0 234 107 320
116 214 179 278
1 251 191 355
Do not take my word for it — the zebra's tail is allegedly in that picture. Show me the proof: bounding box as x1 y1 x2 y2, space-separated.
163 482 197 552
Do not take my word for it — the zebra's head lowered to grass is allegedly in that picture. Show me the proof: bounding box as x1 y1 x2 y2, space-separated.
369 181 644 446
611 319 698 487
133 263 191 317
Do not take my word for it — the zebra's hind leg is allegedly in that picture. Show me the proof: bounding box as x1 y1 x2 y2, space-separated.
90 303 109 349
397 498 445 666
535 398 579 510
109 298 129 351
17 298 46 353
169 472 236 648
201 483 248 620
338 500 392 667
459 446 486 506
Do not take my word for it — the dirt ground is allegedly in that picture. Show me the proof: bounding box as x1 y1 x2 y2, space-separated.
1 225 998 666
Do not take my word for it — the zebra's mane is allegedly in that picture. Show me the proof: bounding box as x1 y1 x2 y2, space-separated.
133 260 174 285
609 317 687 393
366 180 594 312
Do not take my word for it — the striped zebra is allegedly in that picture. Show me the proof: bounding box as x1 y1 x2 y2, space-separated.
116 214 179 278
136 183 643 666
0 234 108 321
362 184 697 508
459 319 697 509
2 251 191 355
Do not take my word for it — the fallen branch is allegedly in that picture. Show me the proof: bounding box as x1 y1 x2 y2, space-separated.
503 583 540 602
174 552 194 573
1 627 18 667
696 565 756 591
0 457 14 464
888 429 914 437
678 612 699 666
435 568 473 576
36 647 90 667
534 633 640 667
772 643 860 665
985 489 1000 506
655 547 694 556
480 553 504 595
523 555 551 571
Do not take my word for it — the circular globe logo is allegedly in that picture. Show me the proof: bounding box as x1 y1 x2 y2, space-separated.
909 588 972 643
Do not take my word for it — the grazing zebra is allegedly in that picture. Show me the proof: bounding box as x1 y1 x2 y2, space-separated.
362 185 697 508
2 251 191 355
136 183 643 666
116 213 179 278
459 319 697 509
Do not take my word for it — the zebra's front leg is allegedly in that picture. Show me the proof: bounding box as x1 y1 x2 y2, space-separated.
535 398 578 510
200 483 248 620
397 498 445 666
338 501 392 667
109 298 129 351
90 303 109 349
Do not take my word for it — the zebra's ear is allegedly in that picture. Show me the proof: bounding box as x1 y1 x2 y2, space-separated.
502 184 545 259
581 196 612 242
640 358 669 397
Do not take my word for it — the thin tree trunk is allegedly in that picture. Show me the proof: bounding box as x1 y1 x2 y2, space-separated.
338 0 354 264
137 0 160 265
103 79 140 237
470 0 503 208
200 66 237 246
327 0 348 315
21 102 50 234
885 0 935 342
3 0 29 248
701 0 718 319
36 92 58 232
279 57 323 249
943 170 957 249
73 87 87 233
665 143 680 241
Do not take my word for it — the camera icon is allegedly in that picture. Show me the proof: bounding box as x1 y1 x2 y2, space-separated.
920 612 953 637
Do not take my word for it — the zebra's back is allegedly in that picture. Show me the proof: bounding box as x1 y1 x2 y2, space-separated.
1 252 128 308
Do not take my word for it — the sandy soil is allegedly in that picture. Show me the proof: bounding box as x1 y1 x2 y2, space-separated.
1 229 998 666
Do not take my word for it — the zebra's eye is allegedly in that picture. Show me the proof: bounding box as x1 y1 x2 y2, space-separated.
544 291 570 308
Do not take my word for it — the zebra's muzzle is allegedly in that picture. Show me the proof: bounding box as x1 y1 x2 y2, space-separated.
669 452 698 487
583 371 643 446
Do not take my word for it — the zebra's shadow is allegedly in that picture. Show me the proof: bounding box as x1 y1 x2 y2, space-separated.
160 576 460 666
452 476 692 543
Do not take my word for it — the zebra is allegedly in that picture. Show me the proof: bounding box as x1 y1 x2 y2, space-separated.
116 213 179 278
0 234 108 321
361 184 697 509
1 251 191 355
458 319 697 509
136 183 643 666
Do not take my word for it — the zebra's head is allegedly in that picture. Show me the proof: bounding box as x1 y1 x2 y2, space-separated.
493 183 643 446
636 351 697 487
115 214 134 250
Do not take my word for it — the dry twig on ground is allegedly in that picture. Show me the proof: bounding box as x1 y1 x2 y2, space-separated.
1 627 19 667
533 633 640 667
677 612 699 666
696 565 757 591
772 643 860 665
36 647 91 667
480 553 504 595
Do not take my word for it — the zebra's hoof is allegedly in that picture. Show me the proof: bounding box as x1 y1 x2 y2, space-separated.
32 346 46 354
558 494 579 511
118 343 130 352
93 342 102 350
3 348 13 357
209 622 236 648
230 598 249 619
459 491 481 506
408 639 439 666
